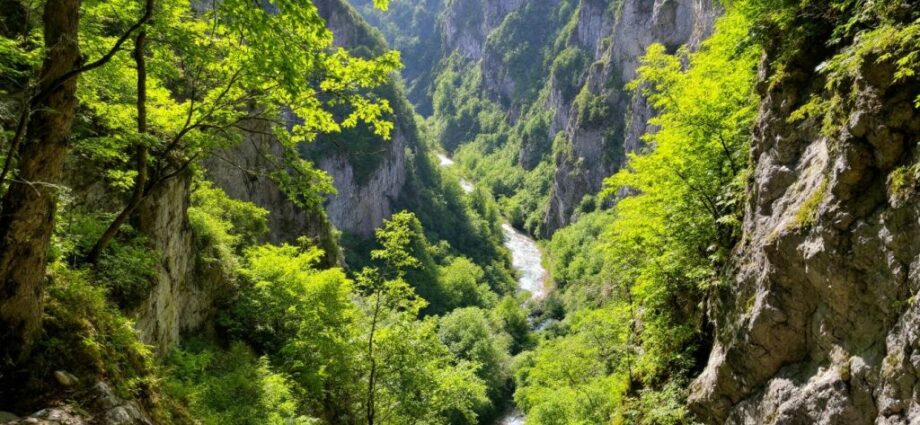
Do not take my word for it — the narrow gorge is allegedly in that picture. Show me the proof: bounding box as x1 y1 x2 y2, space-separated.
0 0 917 424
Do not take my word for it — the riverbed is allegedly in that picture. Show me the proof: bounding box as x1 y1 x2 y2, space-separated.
437 152 545 424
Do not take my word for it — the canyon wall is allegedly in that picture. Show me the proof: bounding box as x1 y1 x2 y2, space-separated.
543 0 719 234
134 0 418 353
360 0 720 236
690 7 920 424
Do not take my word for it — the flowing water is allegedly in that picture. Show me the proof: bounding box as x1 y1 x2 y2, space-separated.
437 152 545 424
501 223 546 299
496 223 545 425
498 411 526 425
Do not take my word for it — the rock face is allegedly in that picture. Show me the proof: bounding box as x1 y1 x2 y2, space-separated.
133 0 418 354
318 132 407 237
370 0 719 235
543 0 719 234
209 0 417 242
134 173 223 356
2 381 153 425
204 123 340 263
689 13 920 425
312 0 413 238
441 0 524 61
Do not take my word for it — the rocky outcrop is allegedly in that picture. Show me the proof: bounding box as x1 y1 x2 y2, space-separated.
319 132 407 237
210 0 415 240
689 11 920 424
205 124 339 262
312 0 413 238
63 163 222 356
134 172 224 356
2 381 154 425
544 0 719 234
441 0 523 61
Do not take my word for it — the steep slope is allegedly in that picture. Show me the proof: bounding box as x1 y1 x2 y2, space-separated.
352 0 920 424
354 0 719 236
349 0 444 115
544 0 719 234
207 0 408 243
690 3 920 424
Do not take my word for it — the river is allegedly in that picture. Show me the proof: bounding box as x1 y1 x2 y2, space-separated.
437 153 545 424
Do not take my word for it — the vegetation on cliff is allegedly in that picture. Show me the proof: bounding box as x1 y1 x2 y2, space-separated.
1 0 918 423
0 0 520 423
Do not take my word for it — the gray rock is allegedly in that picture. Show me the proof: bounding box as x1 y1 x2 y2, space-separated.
103 403 151 425
8 407 86 425
688 15 920 424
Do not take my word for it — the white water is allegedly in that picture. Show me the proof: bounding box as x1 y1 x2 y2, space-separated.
501 223 546 299
437 152 545 424
438 153 455 167
498 411 525 425
496 222 545 425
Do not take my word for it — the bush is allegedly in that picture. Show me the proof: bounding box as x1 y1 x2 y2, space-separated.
550 48 589 101
53 211 158 309
439 257 497 309
221 243 357 402
10 263 185 423
165 341 316 425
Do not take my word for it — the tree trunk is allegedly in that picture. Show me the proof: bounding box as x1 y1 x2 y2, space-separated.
87 19 151 264
0 0 81 365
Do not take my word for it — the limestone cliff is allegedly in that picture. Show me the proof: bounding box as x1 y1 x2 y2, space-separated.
544 0 719 234
204 123 340 264
689 5 920 424
363 0 719 236
208 0 416 242
133 173 205 357
136 0 415 354
310 0 416 238
63 163 221 356
442 0 523 62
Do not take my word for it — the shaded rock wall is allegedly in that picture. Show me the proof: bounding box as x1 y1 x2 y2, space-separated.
313 0 412 238
441 0 524 61
204 124 340 263
134 172 230 356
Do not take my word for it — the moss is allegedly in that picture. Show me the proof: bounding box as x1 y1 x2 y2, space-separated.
744 294 757 315
887 161 920 206
792 177 828 230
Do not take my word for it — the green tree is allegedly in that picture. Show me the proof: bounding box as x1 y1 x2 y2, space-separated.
358 211 488 425
491 295 532 354
0 0 128 364
78 0 400 261
165 342 316 425
222 243 358 419
523 8 760 423
438 307 512 421
439 257 496 309
0 0 397 365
